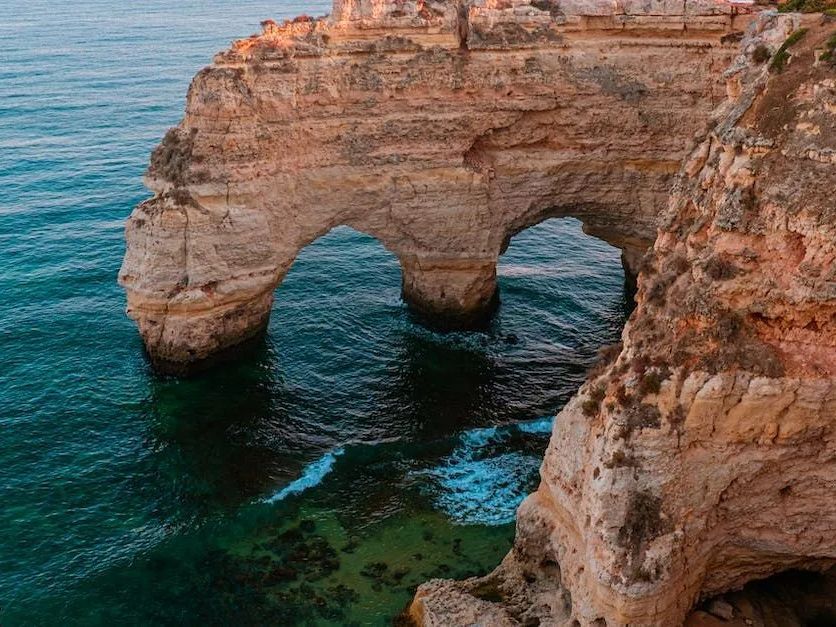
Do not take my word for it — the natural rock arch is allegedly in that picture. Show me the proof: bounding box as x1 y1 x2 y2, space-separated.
119 0 755 372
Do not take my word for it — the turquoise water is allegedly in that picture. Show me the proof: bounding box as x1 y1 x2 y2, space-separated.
0 1 630 624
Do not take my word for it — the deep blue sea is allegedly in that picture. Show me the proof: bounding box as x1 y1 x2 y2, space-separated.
0 1 630 624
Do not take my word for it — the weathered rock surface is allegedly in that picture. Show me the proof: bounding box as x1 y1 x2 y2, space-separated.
121 1 836 623
119 0 756 371
410 11 836 626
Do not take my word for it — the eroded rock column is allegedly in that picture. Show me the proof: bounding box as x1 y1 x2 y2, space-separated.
400 255 499 327
119 191 287 373
129 292 274 374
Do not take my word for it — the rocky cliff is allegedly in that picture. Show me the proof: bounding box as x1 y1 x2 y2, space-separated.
119 0 755 372
120 0 836 623
410 10 836 626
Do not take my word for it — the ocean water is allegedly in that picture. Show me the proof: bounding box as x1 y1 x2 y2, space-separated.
0 1 630 624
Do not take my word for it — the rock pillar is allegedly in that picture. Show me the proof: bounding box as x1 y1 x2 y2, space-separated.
399 255 498 328
127 290 274 375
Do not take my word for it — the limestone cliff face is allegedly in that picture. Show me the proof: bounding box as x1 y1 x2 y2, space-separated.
410 12 836 626
119 0 754 371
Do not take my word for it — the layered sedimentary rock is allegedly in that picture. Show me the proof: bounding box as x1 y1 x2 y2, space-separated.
411 11 836 625
119 0 755 371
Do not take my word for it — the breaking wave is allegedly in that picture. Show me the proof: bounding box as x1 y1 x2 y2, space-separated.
421 416 554 526
264 447 345 504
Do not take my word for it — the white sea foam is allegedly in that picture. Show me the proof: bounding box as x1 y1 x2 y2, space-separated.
422 417 553 525
265 447 345 504
429 452 540 526
516 416 554 435
264 416 554 520
459 425 502 448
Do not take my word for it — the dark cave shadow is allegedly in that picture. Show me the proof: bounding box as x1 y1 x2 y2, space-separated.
137 339 308 514
694 567 836 626
377 327 503 438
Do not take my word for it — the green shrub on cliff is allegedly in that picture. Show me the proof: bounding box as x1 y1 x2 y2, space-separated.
820 33 836 65
770 28 809 73
779 0 836 13
582 384 607 417
753 44 772 63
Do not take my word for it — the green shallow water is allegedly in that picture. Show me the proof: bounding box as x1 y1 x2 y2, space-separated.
0 1 631 624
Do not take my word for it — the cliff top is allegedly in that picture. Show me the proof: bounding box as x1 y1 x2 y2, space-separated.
221 0 758 60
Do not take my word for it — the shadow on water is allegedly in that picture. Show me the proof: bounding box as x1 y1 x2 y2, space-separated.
139 340 298 515
137 327 507 522
379 328 501 436
65 325 538 624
